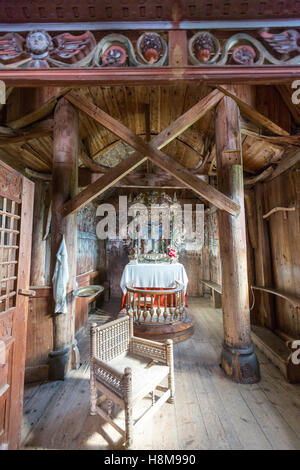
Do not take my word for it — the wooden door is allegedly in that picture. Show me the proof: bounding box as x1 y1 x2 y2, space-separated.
0 161 34 449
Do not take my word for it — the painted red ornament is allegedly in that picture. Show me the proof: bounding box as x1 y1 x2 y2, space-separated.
102 45 127 67
144 47 159 64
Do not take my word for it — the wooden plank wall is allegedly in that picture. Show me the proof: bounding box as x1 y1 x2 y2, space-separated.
77 203 100 276
25 201 106 382
263 167 300 338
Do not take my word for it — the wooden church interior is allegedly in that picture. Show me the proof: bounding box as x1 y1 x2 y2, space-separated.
0 0 299 451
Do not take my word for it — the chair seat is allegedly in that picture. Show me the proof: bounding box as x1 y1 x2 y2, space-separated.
109 352 169 401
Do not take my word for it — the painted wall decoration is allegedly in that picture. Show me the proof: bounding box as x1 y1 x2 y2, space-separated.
188 29 300 66
1 27 300 68
0 31 168 68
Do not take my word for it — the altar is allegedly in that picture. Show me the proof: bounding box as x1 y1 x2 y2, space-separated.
120 262 188 294
120 262 188 308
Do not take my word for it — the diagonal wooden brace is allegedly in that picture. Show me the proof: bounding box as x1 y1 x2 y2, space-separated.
61 89 239 217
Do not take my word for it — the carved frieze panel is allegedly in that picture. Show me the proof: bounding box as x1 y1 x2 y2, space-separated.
0 31 168 69
0 28 300 69
0 165 22 203
0 311 14 339
188 28 300 66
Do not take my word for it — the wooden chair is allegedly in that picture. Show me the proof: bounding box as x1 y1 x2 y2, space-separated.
90 313 175 448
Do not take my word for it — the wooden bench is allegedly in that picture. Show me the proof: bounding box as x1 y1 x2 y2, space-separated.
251 325 300 383
251 286 300 383
200 280 222 308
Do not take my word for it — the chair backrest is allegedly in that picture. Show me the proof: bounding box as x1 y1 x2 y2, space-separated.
90 315 133 362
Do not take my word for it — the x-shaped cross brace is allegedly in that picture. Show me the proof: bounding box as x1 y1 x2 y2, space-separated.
60 89 240 217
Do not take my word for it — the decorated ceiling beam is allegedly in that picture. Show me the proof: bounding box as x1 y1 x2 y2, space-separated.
216 86 290 136
62 90 239 216
1 27 300 70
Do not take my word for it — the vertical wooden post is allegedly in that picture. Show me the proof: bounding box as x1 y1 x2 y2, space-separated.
215 86 260 384
168 30 187 66
254 183 275 329
49 97 79 380
30 180 46 286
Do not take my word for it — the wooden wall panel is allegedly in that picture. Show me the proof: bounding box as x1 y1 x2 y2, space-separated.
256 86 291 133
25 202 106 382
77 203 100 275
263 167 300 338
25 288 53 383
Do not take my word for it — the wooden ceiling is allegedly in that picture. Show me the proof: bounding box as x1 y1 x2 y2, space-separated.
0 83 299 185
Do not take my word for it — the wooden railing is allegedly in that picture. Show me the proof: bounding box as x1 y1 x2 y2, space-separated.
125 282 186 325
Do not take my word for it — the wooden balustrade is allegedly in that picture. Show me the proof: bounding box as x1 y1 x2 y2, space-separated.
125 282 186 325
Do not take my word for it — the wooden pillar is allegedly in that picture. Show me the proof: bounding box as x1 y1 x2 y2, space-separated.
49 97 79 380
30 180 47 286
168 30 187 67
254 183 275 329
215 86 260 384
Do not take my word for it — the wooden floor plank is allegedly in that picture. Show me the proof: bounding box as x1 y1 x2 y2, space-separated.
21 297 300 450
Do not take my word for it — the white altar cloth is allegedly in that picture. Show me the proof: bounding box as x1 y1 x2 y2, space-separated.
120 263 188 294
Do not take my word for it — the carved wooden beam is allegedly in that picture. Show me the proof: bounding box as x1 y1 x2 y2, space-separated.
267 148 300 181
25 168 52 181
79 140 108 173
244 166 274 187
61 90 239 216
6 88 70 129
216 85 290 136
61 152 147 215
241 128 300 146
0 119 54 145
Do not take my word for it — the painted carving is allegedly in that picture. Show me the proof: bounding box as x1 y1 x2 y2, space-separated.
0 312 13 338
189 31 220 64
192 32 216 63
94 33 167 67
232 45 256 65
189 30 300 65
101 45 127 67
50 31 97 65
0 166 22 203
0 30 97 68
136 32 167 65
259 28 300 55
1 28 300 68
0 33 26 65
25 30 53 68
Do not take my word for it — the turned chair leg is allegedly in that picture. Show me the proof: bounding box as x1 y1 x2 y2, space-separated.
125 403 133 449
90 372 97 415
124 367 133 448
90 324 98 415
107 399 113 417
166 339 175 404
